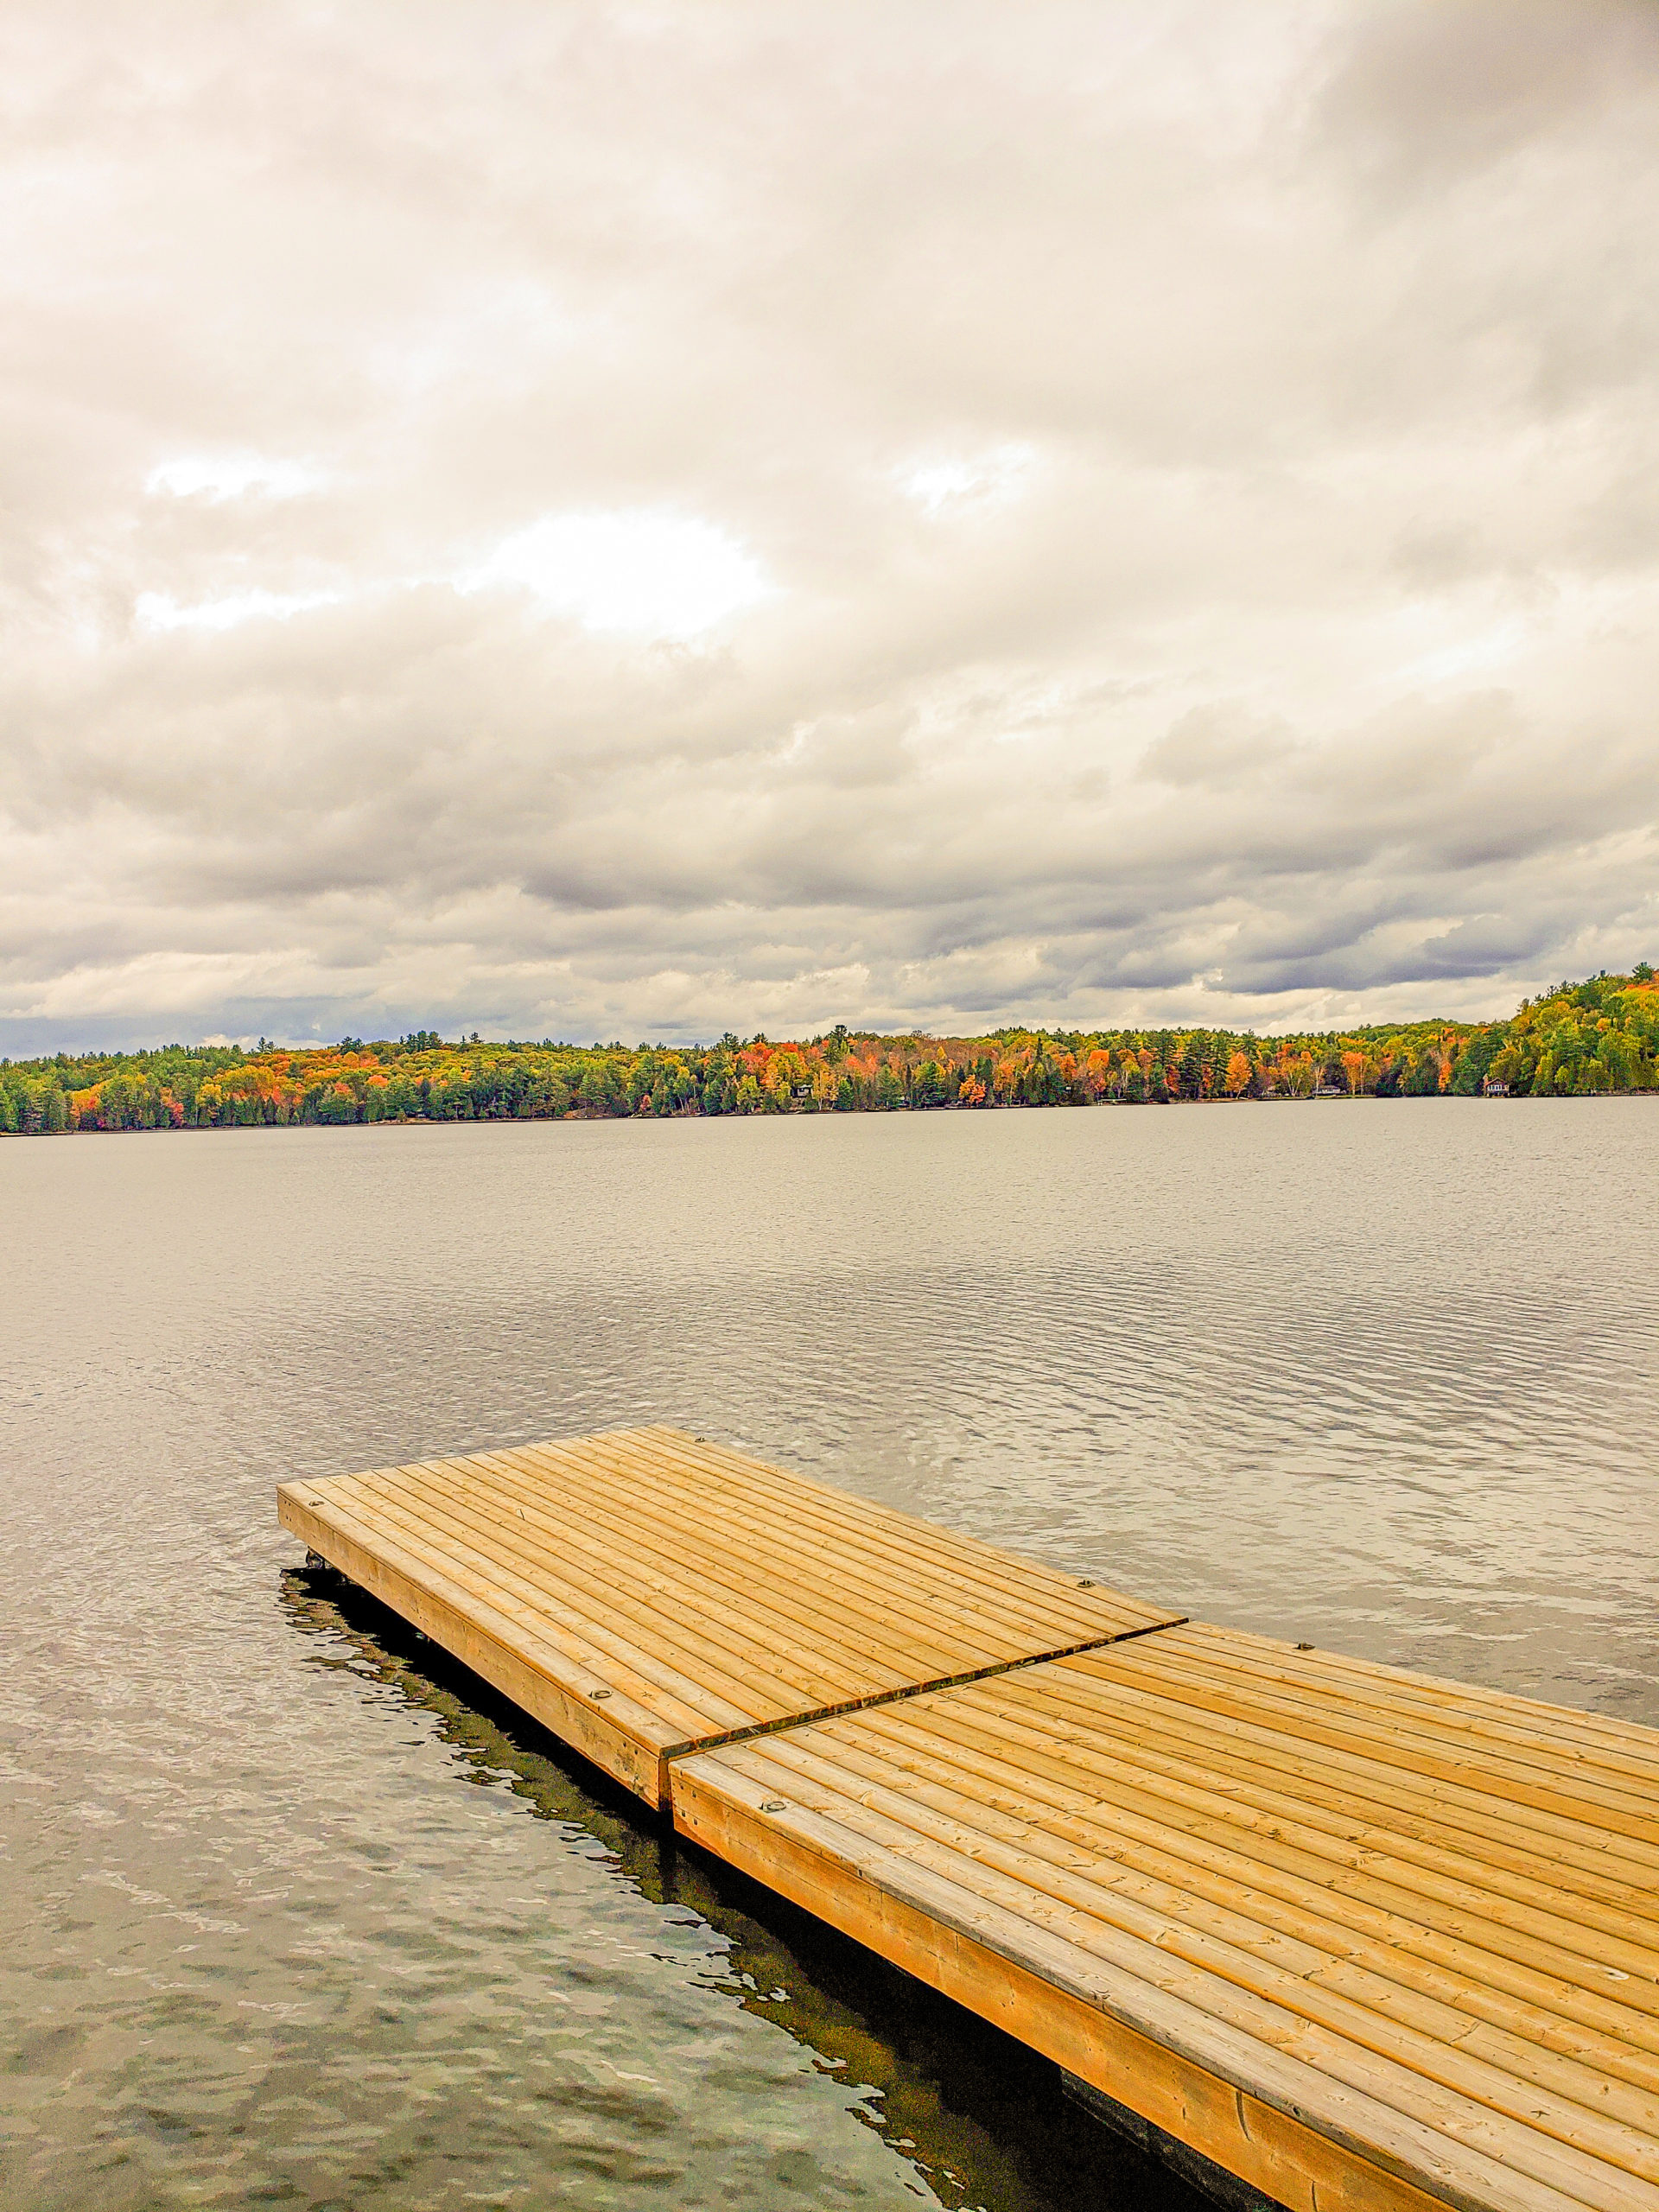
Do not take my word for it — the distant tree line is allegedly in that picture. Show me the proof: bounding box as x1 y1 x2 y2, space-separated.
2 968 1654 1135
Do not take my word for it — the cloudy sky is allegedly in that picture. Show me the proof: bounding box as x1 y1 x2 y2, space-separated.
3 1 1656 1053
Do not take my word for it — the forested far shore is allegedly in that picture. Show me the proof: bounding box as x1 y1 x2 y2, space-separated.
3 968 1655 1135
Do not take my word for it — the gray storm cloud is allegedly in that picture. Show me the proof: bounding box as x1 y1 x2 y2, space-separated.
2 0 1656 1052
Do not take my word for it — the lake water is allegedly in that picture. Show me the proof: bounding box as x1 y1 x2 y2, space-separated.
3 1101 1656 2211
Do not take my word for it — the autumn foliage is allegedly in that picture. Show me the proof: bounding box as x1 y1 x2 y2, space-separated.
3 969 1656 1136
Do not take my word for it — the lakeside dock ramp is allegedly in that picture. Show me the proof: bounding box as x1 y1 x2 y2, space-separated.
279 1427 1659 2212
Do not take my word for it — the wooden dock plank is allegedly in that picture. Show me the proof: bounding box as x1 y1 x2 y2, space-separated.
836 1695 1659 2061
671 1630 1659 2212
1097 1628 1659 1842
301 1471 756 1733
410 1444 1092 1691
277 1426 1179 1805
747 1719 1659 2141
509 1430 1155 1653
325 1460 826 1719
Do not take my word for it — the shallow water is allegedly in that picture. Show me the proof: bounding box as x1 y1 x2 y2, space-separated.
2 1101 1655 2210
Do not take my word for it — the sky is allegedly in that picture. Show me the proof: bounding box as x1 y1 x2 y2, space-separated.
3 1 1657 1055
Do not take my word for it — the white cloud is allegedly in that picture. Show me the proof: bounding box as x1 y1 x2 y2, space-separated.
145 454 330 502
899 446 1036 516
460 512 772 638
136 588 345 632
1395 620 1529 690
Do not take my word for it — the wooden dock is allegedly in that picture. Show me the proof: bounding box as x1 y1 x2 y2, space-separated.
276 1426 1177 1806
279 1428 1659 2212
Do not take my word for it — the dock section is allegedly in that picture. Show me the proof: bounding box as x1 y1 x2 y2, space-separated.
673 1623 1659 2212
277 1426 1178 1804
279 1431 1659 2212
